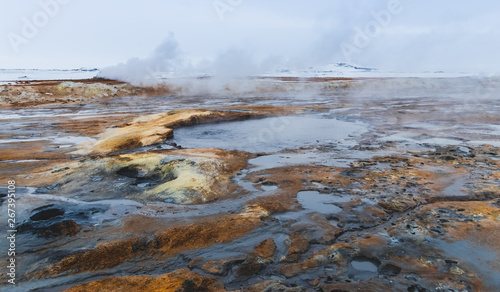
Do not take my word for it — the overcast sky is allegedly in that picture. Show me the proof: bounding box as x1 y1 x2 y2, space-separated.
1 0 499 73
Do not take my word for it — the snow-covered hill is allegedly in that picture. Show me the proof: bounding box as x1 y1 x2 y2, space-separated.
262 63 471 78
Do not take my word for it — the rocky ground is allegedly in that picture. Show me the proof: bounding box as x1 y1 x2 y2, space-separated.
0 77 499 291
0 78 176 108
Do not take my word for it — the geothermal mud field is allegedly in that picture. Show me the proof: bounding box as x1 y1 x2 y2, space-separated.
1 77 500 291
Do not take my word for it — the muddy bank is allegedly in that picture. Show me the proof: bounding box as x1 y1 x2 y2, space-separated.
0 78 176 108
0 76 361 109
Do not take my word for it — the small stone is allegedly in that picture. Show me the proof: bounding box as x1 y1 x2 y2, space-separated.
449 266 464 275
380 263 401 277
42 220 80 237
236 256 266 277
187 257 203 269
254 238 277 259
285 233 309 261
201 256 246 276
201 260 226 276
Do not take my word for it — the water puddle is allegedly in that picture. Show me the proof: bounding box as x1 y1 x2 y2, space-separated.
248 152 355 171
442 176 468 197
348 257 381 281
380 133 465 146
52 136 96 147
260 184 278 192
169 115 368 153
351 259 379 272
10 190 143 225
468 140 500 147
275 190 374 226
297 191 343 214
426 237 500 289
0 159 43 163
0 135 94 147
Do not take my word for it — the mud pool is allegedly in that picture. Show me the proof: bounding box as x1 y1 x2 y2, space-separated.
169 115 368 153
1 77 500 291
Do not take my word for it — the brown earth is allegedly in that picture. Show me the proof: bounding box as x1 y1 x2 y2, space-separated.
35 206 267 278
0 78 177 108
64 268 227 292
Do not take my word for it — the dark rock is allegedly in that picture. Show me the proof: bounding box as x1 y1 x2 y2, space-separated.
236 256 266 277
178 277 218 292
116 165 145 178
407 284 428 292
198 256 246 276
284 233 309 262
30 207 65 221
340 170 360 178
380 263 401 277
245 280 307 292
42 220 80 237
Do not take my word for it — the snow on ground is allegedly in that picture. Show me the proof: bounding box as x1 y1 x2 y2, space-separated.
0 68 99 83
261 63 473 78
0 64 475 84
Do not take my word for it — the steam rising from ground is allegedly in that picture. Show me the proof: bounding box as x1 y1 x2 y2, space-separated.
97 31 500 99
95 8 500 96
97 34 295 94
95 0 500 92
98 34 182 85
